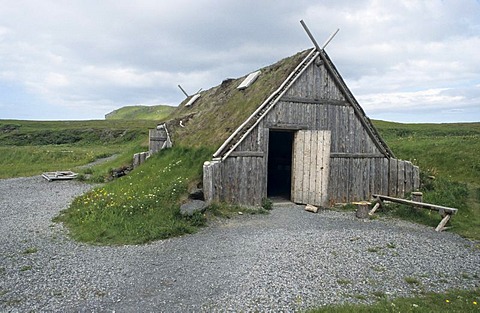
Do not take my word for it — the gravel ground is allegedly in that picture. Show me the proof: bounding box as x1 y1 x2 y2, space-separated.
1 176 479 312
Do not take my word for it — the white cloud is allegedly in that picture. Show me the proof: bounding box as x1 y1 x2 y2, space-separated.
0 0 478 121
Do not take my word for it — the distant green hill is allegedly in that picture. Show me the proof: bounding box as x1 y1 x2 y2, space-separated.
105 105 176 120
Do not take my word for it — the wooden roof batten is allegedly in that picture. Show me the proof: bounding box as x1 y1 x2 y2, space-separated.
213 20 395 160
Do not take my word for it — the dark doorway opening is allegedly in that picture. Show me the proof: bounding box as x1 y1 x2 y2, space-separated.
267 130 294 199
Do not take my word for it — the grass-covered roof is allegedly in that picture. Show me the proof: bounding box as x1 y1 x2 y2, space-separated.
166 50 310 150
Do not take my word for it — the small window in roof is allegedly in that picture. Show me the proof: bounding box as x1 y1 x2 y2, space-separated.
237 70 261 90
185 94 201 107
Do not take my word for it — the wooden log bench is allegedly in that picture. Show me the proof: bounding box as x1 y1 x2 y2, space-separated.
371 194 458 232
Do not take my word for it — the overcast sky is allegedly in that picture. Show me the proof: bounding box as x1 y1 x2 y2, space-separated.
0 0 479 123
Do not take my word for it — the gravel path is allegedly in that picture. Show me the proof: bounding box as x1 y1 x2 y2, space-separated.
1 176 479 312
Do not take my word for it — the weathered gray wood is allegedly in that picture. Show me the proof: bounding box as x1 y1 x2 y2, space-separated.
369 202 381 215
280 96 349 106
201 47 423 207
229 151 264 157
412 191 423 203
372 194 458 215
292 130 330 206
413 165 420 191
203 161 215 204
266 123 309 130
435 214 451 232
317 50 393 157
330 153 385 158
389 158 398 197
404 161 413 194
309 131 319 204
133 153 140 169
318 131 331 205
397 160 406 198
302 130 312 202
355 202 370 218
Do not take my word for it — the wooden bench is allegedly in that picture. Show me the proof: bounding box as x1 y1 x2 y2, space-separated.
370 194 458 232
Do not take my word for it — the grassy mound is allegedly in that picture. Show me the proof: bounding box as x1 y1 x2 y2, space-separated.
372 120 480 240
54 147 213 245
105 105 175 120
0 119 157 179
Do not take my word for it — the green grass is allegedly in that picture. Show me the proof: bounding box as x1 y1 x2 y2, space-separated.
0 119 156 146
373 120 480 241
105 105 175 120
373 120 480 185
21 247 38 255
0 145 118 179
307 288 480 313
404 276 422 286
54 146 213 245
0 119 156 179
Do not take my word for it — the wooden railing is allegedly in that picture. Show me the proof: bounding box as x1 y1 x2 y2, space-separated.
370 194 458 232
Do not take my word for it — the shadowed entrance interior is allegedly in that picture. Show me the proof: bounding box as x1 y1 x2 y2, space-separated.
267 130 294 199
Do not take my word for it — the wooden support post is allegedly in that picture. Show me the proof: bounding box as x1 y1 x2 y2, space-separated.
369 202 381 215
355 202 370 219
412 192 423 203
435 214 451 232
133 153 140 169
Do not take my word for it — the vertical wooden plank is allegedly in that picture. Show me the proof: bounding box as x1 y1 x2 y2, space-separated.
328 105 337 152
309 131 319 204
219 158 226 202
382 158 390 196
327 157 336 204
302 131 312 202
231 158 238 203
257 156 264 204
247 157 252 205
313 61 320 99
413 165 420 191
397 160 405 198
389 158 398 197
239 157 246 205
203 162 212 203
363 158 370 200
404 161 413 194
354 159 362 202
321 131 331 206
314 131 323 205
292 131 304 203
369 159 377 198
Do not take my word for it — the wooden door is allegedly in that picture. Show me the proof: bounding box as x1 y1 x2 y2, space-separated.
291 130 331 206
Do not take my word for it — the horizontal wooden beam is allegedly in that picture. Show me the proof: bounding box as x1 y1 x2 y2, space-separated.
229 151 264 157
280 96 349 106
331 153 385 158
266 123 309 130
372 194 458 215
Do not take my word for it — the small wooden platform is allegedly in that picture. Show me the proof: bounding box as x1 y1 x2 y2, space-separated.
42 171 78 182
371 194 458 232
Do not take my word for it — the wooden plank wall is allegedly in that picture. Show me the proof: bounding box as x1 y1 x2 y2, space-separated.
149 129 167 154
292 130 331 206
327 157 419 203
204 156 265 206
204 60 421 206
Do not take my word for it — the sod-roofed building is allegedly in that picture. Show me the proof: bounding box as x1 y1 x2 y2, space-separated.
173 47 419 207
